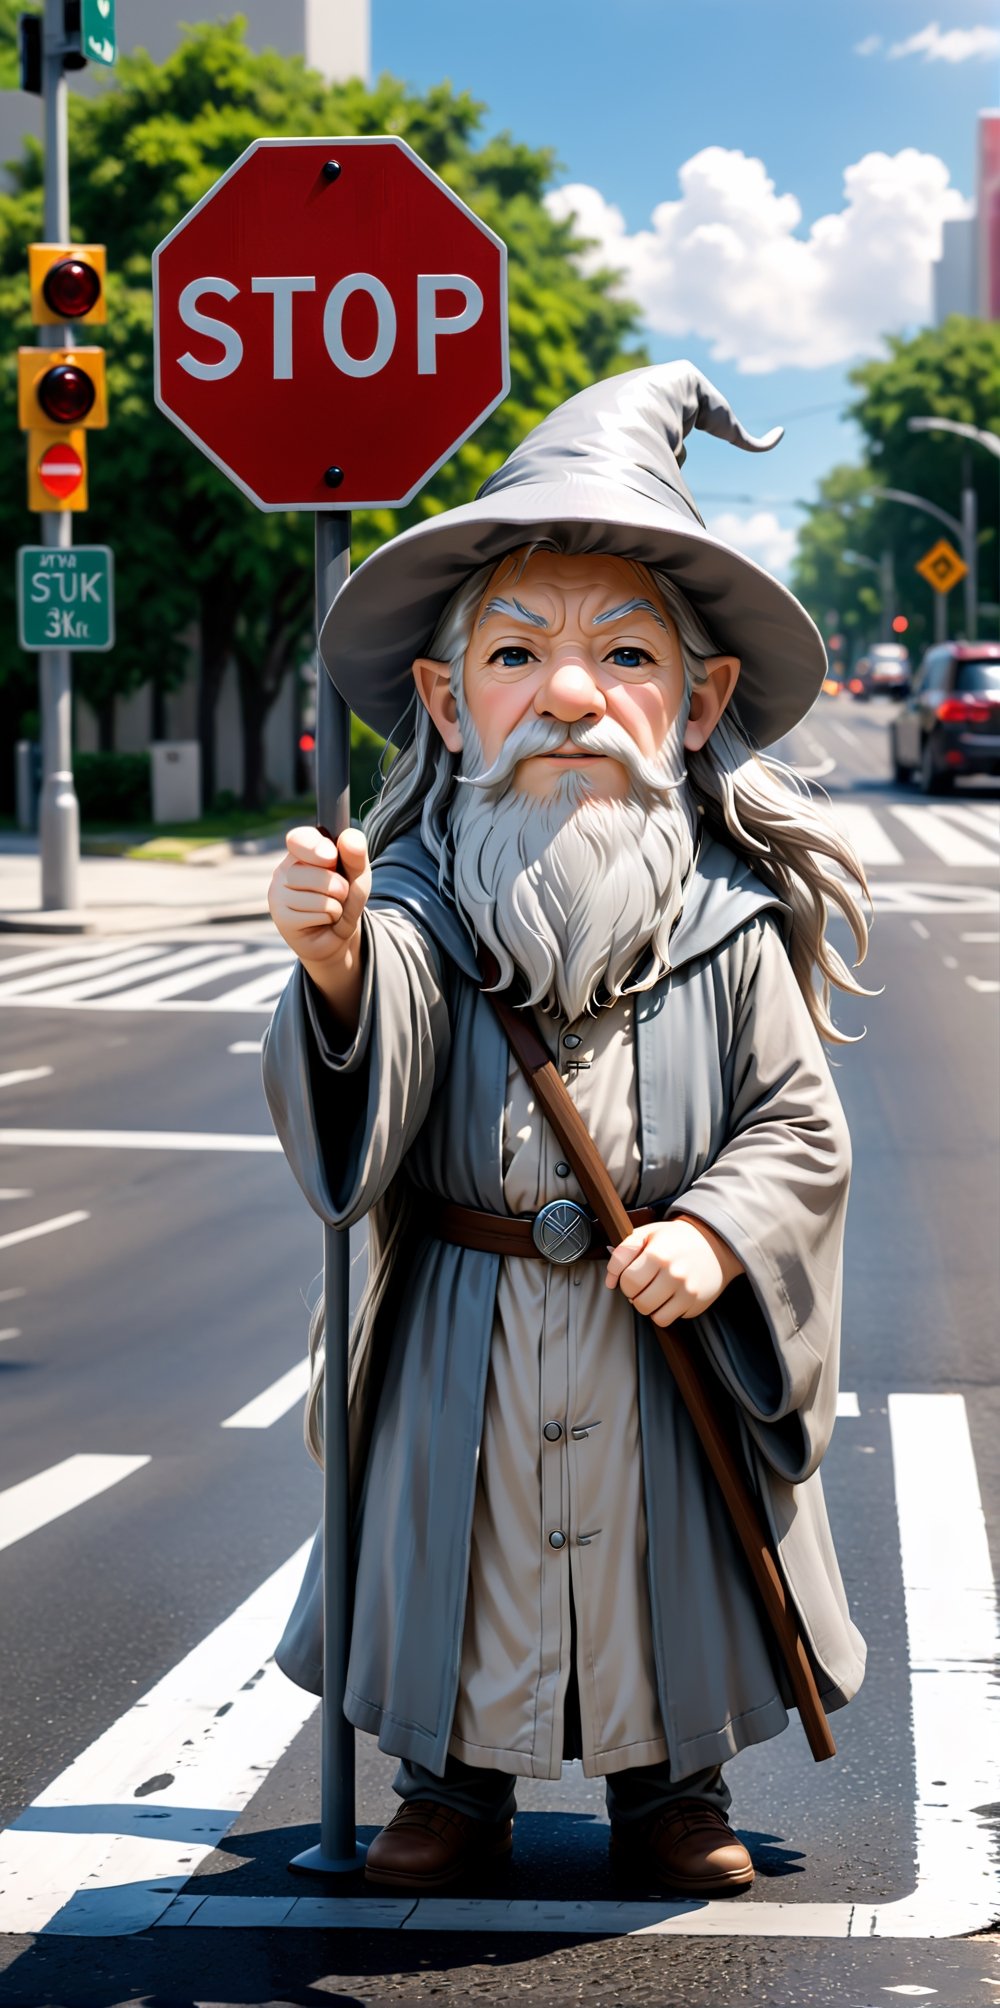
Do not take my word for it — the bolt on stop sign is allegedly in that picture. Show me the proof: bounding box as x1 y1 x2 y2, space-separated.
153 137 509 511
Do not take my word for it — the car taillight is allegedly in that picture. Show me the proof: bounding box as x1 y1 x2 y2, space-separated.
937 696 991 724
849 678 863 693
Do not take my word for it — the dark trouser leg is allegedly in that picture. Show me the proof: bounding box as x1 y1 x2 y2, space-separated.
605 1760 731 1826
393 1754 517 1826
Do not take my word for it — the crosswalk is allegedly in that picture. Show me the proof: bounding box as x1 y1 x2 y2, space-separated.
0 1393 996 1937
0 802 996 1012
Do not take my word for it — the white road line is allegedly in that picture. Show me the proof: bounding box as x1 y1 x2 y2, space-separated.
0 942 128 978
228 1040 264 1054
796 756 838 781
0 1453 150 1556
967 975 1000 994
831 722 860 747
942 955 958 970
0 1329 20 1344
0 1537 317 1935
865 881 999 916
207 965 293 1011
0 1189 32 1200
836 1392 859 1417
910 921 930 940
0 1287 26 1303
890 807 1000 868
823 806 903 867
934 804 1000 843
37 946 227 1005
0 1129 281 1153
0 945 165 1000
0 1209 89 1251
153 1395 999 1940
0 1066 53 1090
886 1394 1000 1930
960 931 999 943
221 1357 310 1429
106 950 289 1007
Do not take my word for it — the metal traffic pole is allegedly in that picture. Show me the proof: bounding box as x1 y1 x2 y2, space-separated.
37 0 80 912
289 507 366 1876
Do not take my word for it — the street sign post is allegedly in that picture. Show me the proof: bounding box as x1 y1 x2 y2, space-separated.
81 0 116 66
916 538 969 644
18 544 114 651
916 537 968 594
153 136 508 1879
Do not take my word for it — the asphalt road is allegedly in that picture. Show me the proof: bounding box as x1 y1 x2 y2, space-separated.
0 694 998 2005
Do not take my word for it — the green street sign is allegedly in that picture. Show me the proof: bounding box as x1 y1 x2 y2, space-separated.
81 0 116 66
17 545 115 651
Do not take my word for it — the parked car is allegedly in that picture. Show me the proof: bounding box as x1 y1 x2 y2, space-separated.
891 642 1000 793
867 642 911 698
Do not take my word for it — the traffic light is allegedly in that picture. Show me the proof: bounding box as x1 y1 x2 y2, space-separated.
892 615 909 635
17 346 108 431
20 243 108 513
29 243 106 325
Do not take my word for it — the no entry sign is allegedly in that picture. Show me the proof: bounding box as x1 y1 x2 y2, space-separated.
38 439 84 500
152 137 509 511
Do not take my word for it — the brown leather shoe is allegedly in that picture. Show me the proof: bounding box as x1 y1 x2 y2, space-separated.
610 1799 754 1896
364 1800 514 1893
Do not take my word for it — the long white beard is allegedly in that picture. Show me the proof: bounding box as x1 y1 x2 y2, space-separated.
448 701 698 1022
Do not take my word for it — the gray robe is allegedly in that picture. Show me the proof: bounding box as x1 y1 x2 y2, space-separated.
262 827 866 1780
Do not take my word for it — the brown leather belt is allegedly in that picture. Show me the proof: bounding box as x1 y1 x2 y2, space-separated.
429 1199 657 1261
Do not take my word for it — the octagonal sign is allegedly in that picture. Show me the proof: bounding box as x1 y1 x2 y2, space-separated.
152 137 509 511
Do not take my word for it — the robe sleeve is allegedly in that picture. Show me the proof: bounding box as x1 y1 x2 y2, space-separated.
667 914 852 1482
260 904 451 1228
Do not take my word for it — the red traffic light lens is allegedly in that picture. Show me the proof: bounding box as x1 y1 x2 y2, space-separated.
38 362 96 425
42 257 101 320
892 616 909 634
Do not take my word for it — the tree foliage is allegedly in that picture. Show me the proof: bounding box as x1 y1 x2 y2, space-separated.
0 20 646 806
793 319 1000 660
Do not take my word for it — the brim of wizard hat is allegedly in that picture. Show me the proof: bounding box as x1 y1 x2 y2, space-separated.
318 483 825 751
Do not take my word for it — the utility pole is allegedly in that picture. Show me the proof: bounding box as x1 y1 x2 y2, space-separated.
38 0 79 912
961 451 978 640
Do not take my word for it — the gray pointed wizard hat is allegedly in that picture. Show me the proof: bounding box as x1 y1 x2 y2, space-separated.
318 360 825 748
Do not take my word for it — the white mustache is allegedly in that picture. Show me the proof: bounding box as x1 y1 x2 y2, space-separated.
456 711 688 801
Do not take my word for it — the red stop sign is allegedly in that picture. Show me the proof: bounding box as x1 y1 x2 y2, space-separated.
152 137 509 511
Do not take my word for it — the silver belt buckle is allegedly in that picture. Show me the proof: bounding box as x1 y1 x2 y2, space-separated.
531 1198 593 1264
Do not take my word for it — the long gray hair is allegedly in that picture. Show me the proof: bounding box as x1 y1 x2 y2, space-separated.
302 540 873 1469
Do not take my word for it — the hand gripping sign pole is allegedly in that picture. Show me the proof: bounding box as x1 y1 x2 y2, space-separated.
290 509 366 1875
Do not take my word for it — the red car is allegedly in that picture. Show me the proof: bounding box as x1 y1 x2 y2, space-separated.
891 642 1000 792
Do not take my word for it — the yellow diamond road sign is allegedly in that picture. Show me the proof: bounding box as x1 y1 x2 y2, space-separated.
916 538 968 594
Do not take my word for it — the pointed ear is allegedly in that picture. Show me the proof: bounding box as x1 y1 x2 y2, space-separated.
412 657 463 754
683 655 740 752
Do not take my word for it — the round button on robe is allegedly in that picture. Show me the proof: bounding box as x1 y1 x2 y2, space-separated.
548 1530 567 1549
543 1421 564 1442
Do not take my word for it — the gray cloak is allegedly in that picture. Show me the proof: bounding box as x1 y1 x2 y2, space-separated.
261 825 866 1780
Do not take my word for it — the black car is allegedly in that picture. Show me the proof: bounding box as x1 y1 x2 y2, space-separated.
891 642 1000 793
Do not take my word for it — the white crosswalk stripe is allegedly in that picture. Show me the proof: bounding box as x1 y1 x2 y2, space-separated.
0 802 997 1013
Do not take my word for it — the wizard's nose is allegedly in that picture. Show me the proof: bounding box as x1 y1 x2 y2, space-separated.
534 655 607 724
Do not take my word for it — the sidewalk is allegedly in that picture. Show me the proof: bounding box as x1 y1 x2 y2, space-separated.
0 832 281 933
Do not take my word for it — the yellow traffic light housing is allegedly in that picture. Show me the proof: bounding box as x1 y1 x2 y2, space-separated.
29 243 106 325
18 346 108 432
26 429 89 513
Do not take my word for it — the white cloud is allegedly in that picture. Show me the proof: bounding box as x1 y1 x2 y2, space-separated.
545 147 970 373
853 34 883 55
704 510 798 580
888 21 1000 61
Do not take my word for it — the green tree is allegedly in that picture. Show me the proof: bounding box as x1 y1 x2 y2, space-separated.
793 319 1000 658
0 20 645 810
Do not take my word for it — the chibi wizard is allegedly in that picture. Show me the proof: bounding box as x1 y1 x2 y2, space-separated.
262 361 871 1898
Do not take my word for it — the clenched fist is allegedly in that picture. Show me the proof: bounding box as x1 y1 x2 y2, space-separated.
268 825 372 1028
605 1216 744 1327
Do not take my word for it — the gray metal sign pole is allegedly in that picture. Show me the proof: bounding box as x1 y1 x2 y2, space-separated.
38 0 80 912
289 509 365 1876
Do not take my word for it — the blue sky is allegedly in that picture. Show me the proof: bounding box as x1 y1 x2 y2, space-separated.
374 0 995 574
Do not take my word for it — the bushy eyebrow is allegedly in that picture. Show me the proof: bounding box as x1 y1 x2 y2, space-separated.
479 595 549 629
592 597 667 629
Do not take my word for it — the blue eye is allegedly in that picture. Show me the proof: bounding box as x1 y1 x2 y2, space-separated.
608 647 652 669
489 646 535 668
